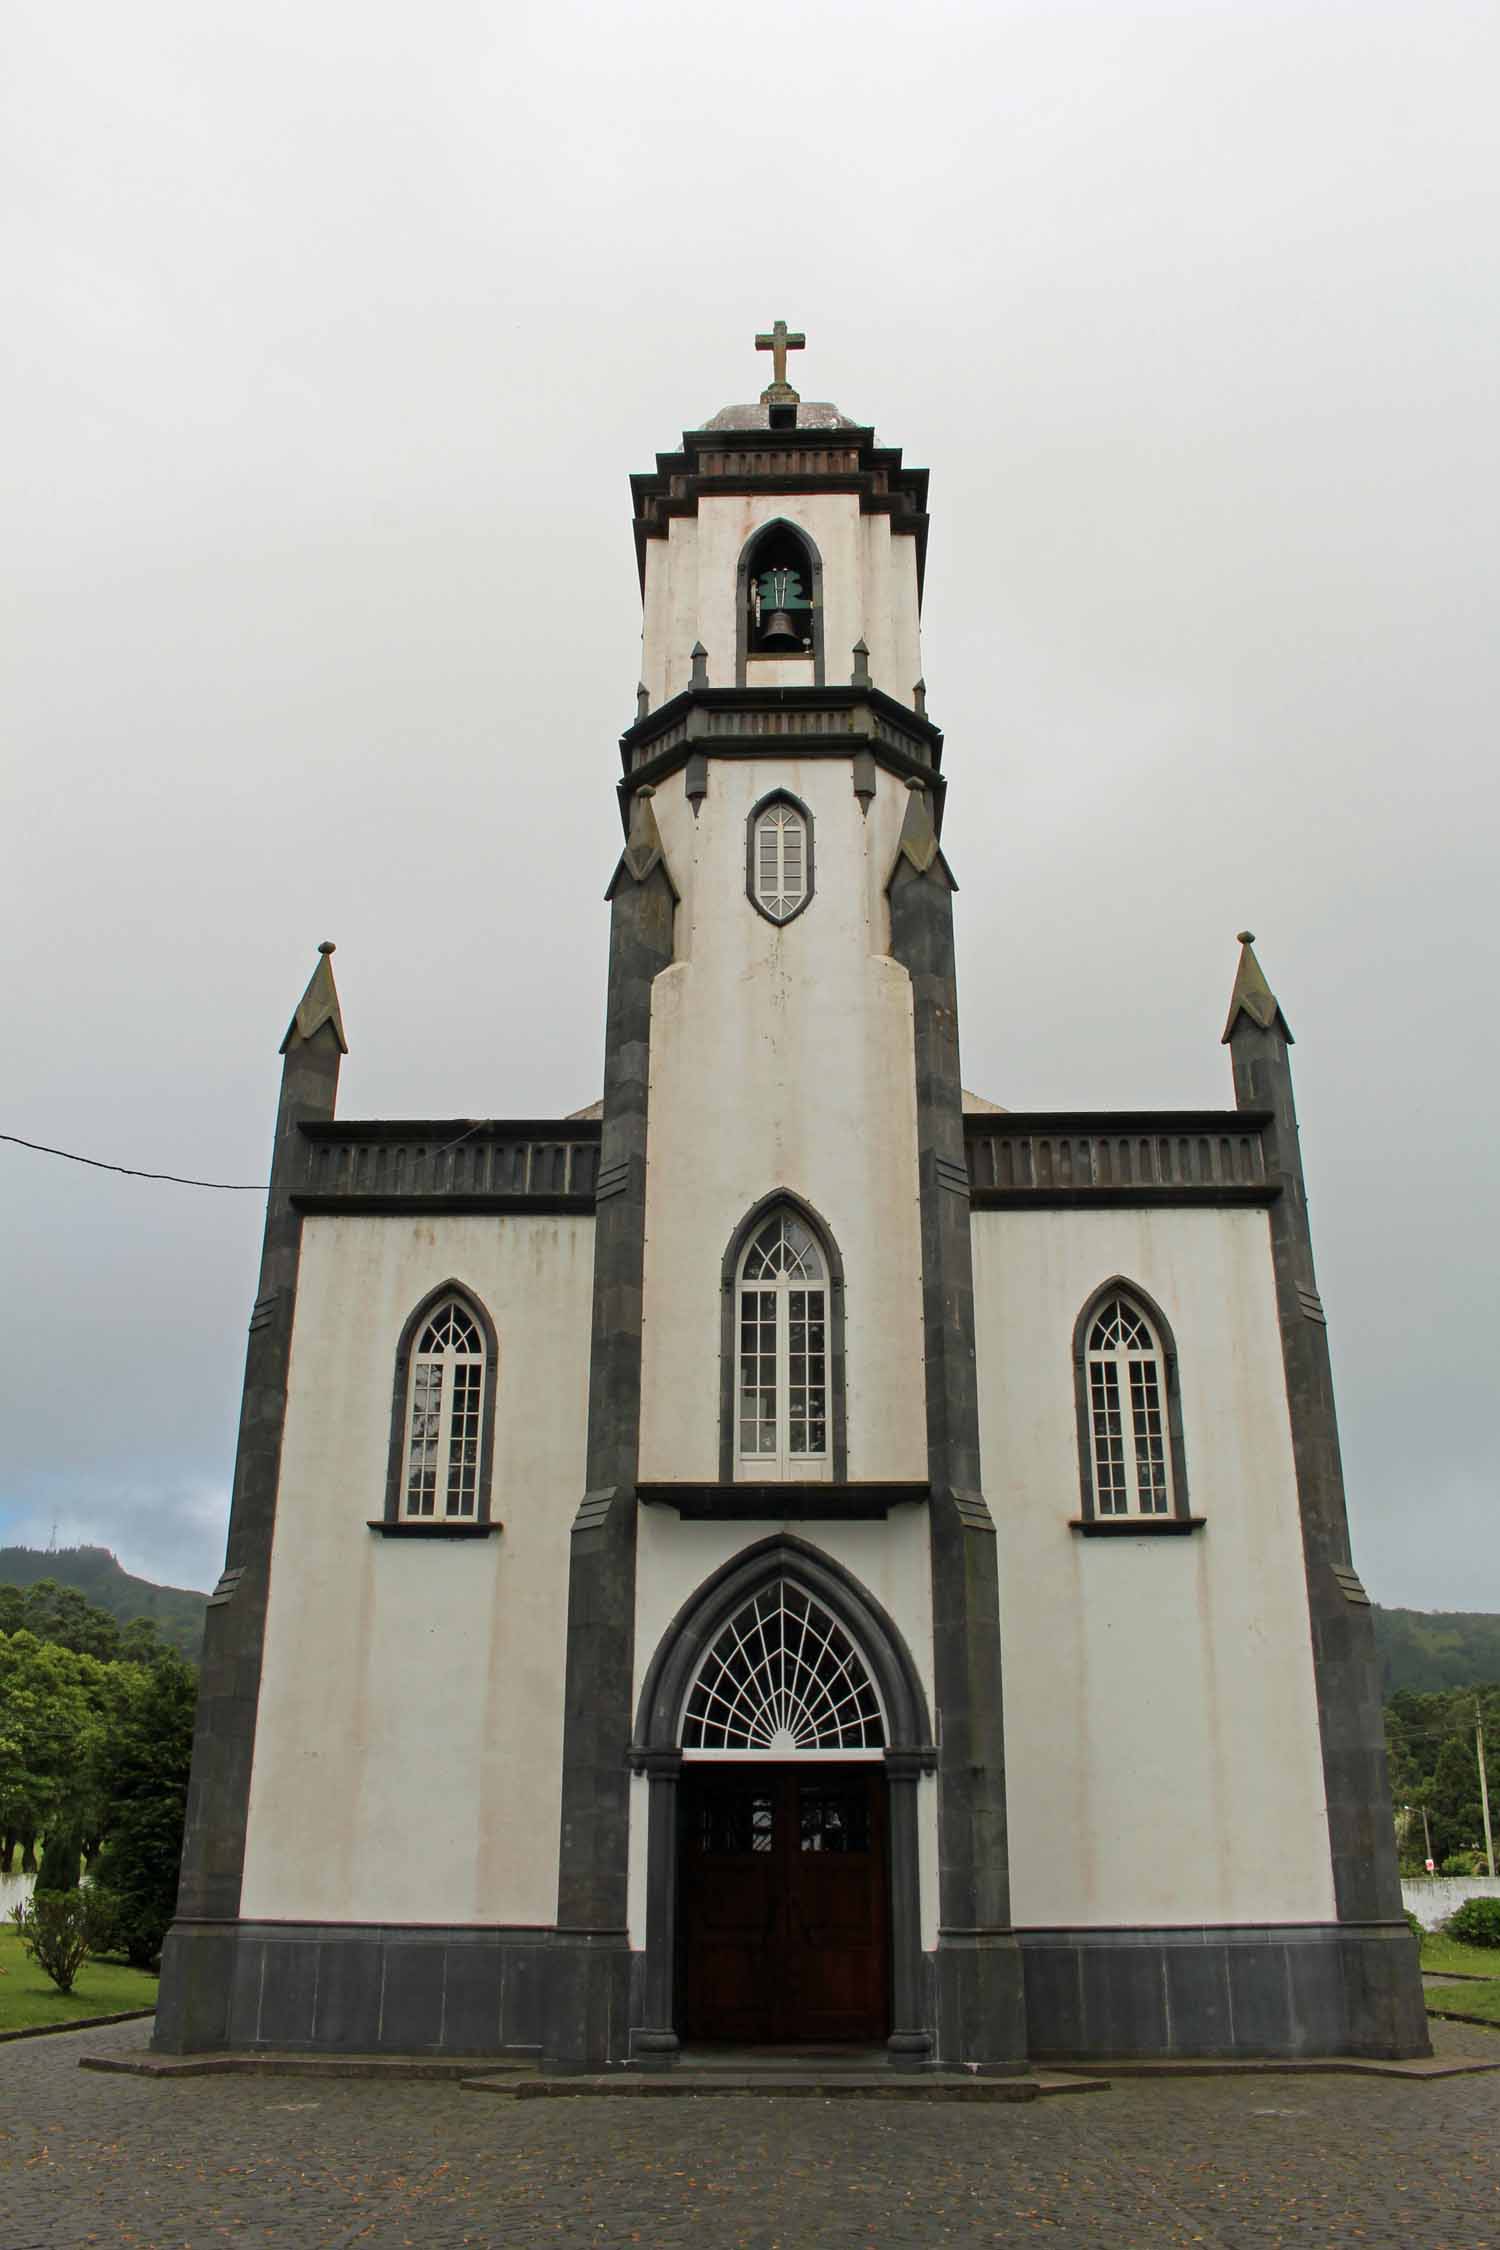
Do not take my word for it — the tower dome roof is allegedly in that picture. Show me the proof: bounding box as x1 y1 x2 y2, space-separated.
700 400 859 432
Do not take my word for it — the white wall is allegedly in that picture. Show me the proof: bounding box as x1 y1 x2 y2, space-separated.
641 492 923 708
240 1213 593 1927
972 1207 1336 1929
637 757 927 1487
1403 1875 1500 1930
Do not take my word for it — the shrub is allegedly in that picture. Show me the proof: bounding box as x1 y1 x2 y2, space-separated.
1445 1896 1500 1950
9 1888 118 1993
1404 1907 1425 1942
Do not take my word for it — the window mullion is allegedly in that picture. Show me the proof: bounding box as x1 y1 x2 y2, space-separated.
435 1359 458 1516
775 1280 790 1479
1121 1354 1140 1512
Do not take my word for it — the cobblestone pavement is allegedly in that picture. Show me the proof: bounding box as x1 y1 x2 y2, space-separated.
1 2019 1497 2249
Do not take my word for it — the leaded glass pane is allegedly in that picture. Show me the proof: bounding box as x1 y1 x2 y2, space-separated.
1129 1358 1169 1513
681 1581 886 1752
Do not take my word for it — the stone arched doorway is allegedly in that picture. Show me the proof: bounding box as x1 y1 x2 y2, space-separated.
628 1535 935 2065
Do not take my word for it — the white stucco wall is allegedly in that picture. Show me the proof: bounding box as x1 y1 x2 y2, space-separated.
637 757 926 1487
972 1207 1336 1929
626 1507 938 1949
240 1213 593 1927
641 492 922 708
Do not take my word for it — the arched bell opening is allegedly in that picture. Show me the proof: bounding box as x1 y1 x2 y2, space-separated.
735 520 825 684
627 1536 934 2068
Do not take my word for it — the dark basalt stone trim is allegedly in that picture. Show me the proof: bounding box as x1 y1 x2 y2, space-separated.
300 1118 602 1144
550 824 676 2072
966 1109 1270 1135
624 739 945 816
381 1279 500 1526
637 1481 928 1521
970 1186 1278 1210
291 1193 597 1216
154 1009 344 2054
1227 1008 1421 1985
717 1190 848 1484
1069 1516 1207 1538
887 844 1027 2070
366 1520 502 1539
621 682 944 764
160 1920 560 2057
1017 1922 1428 2061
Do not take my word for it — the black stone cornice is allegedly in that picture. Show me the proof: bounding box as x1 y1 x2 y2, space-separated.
617 684 945 826
964 1108 1279 1209
637 1480 929 1521
299 1117 602 1143
630 423 930 595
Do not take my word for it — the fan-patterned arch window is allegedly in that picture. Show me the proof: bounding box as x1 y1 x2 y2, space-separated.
401 1298 486 1519
681 1580 886 1755
736 1213 830 1481
747 794 814 925
1085 1294 1171 1516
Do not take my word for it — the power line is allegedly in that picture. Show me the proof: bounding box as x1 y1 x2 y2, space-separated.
1 1132 267 1193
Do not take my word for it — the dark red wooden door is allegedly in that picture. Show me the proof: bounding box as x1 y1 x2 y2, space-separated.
679 1766 888 2044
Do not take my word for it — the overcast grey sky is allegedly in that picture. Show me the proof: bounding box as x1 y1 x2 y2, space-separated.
3 1 1496 1606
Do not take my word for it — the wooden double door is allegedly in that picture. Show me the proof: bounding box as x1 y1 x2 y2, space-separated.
678 1765 889 2045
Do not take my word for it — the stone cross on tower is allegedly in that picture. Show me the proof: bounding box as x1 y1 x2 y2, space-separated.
756 319 805 402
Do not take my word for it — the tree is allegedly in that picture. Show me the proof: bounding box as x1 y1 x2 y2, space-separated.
14 1580 122 1662
0 1630 93 1875
89 1651 196 1969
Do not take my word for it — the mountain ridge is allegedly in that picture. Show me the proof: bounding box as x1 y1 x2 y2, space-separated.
0 1543 207 1661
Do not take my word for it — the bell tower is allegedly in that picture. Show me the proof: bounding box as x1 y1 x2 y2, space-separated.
549 329 1027 2073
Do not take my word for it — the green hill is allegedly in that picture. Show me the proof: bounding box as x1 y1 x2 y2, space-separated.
1372 1606 1500 1695
0 1544 207 1662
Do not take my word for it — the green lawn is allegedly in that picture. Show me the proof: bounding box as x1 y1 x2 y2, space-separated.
1424 1977 1500 2025
1420 1932 1500 1980
0 1926 157 2034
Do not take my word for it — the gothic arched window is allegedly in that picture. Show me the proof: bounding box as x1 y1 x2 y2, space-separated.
747 790 814 926
1069 1282 1199 1529
734 1212 833 1482
380 1287 500 1529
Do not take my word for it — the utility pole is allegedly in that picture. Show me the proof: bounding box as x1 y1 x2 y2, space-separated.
1478 1702 1496 1880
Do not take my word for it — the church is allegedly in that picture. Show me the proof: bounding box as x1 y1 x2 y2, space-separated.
155 329 1426 2072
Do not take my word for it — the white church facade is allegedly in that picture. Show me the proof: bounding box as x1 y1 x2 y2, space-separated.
156 334 1426 2069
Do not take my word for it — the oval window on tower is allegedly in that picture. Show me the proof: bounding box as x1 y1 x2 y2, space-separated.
747 792 814 925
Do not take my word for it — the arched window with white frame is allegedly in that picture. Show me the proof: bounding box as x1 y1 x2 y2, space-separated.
381 1286 499 1529
1070 1282 1198 1529
746 791 814 926
733 1210 833 1481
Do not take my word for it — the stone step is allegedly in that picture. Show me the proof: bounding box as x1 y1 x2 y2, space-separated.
460 2069 1107 2101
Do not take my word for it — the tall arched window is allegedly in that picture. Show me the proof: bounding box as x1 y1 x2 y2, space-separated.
735 1212 832 1481
1084 1293 1171 1517
400 1296 487 1519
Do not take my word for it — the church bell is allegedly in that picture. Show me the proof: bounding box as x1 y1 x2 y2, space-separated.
755 564 811 651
